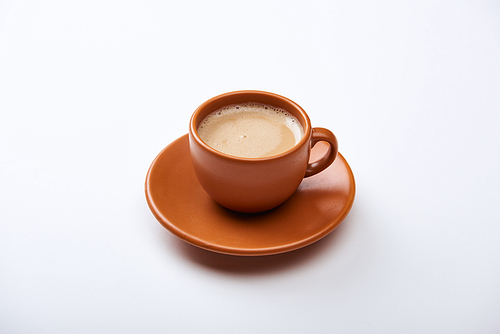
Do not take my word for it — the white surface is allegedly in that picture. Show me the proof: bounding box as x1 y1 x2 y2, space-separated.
1 0 499 333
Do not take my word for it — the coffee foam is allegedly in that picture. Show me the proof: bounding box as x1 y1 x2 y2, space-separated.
197 103 304 158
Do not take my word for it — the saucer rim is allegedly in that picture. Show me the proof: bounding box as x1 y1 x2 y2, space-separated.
145 134 356 256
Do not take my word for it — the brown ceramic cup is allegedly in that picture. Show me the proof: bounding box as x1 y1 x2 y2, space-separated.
189 90 338 213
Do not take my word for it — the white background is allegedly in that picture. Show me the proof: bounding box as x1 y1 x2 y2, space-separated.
1 0 500 333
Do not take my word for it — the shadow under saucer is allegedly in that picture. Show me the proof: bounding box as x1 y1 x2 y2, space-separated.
170 209 358 275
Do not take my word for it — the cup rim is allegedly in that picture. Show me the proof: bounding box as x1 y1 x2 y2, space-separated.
189 90 312 162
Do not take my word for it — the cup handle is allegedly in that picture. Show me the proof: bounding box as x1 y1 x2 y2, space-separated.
304 128 338 178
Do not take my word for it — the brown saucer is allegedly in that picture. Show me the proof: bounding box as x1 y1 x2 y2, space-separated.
145 134 355 256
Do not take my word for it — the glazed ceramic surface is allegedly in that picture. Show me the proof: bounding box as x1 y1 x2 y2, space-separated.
145 135 355 256
189 90 338 213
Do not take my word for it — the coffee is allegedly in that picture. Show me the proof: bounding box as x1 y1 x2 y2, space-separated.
197 103 304 158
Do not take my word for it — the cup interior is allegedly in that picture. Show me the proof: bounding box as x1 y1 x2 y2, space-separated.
190 91 311 158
